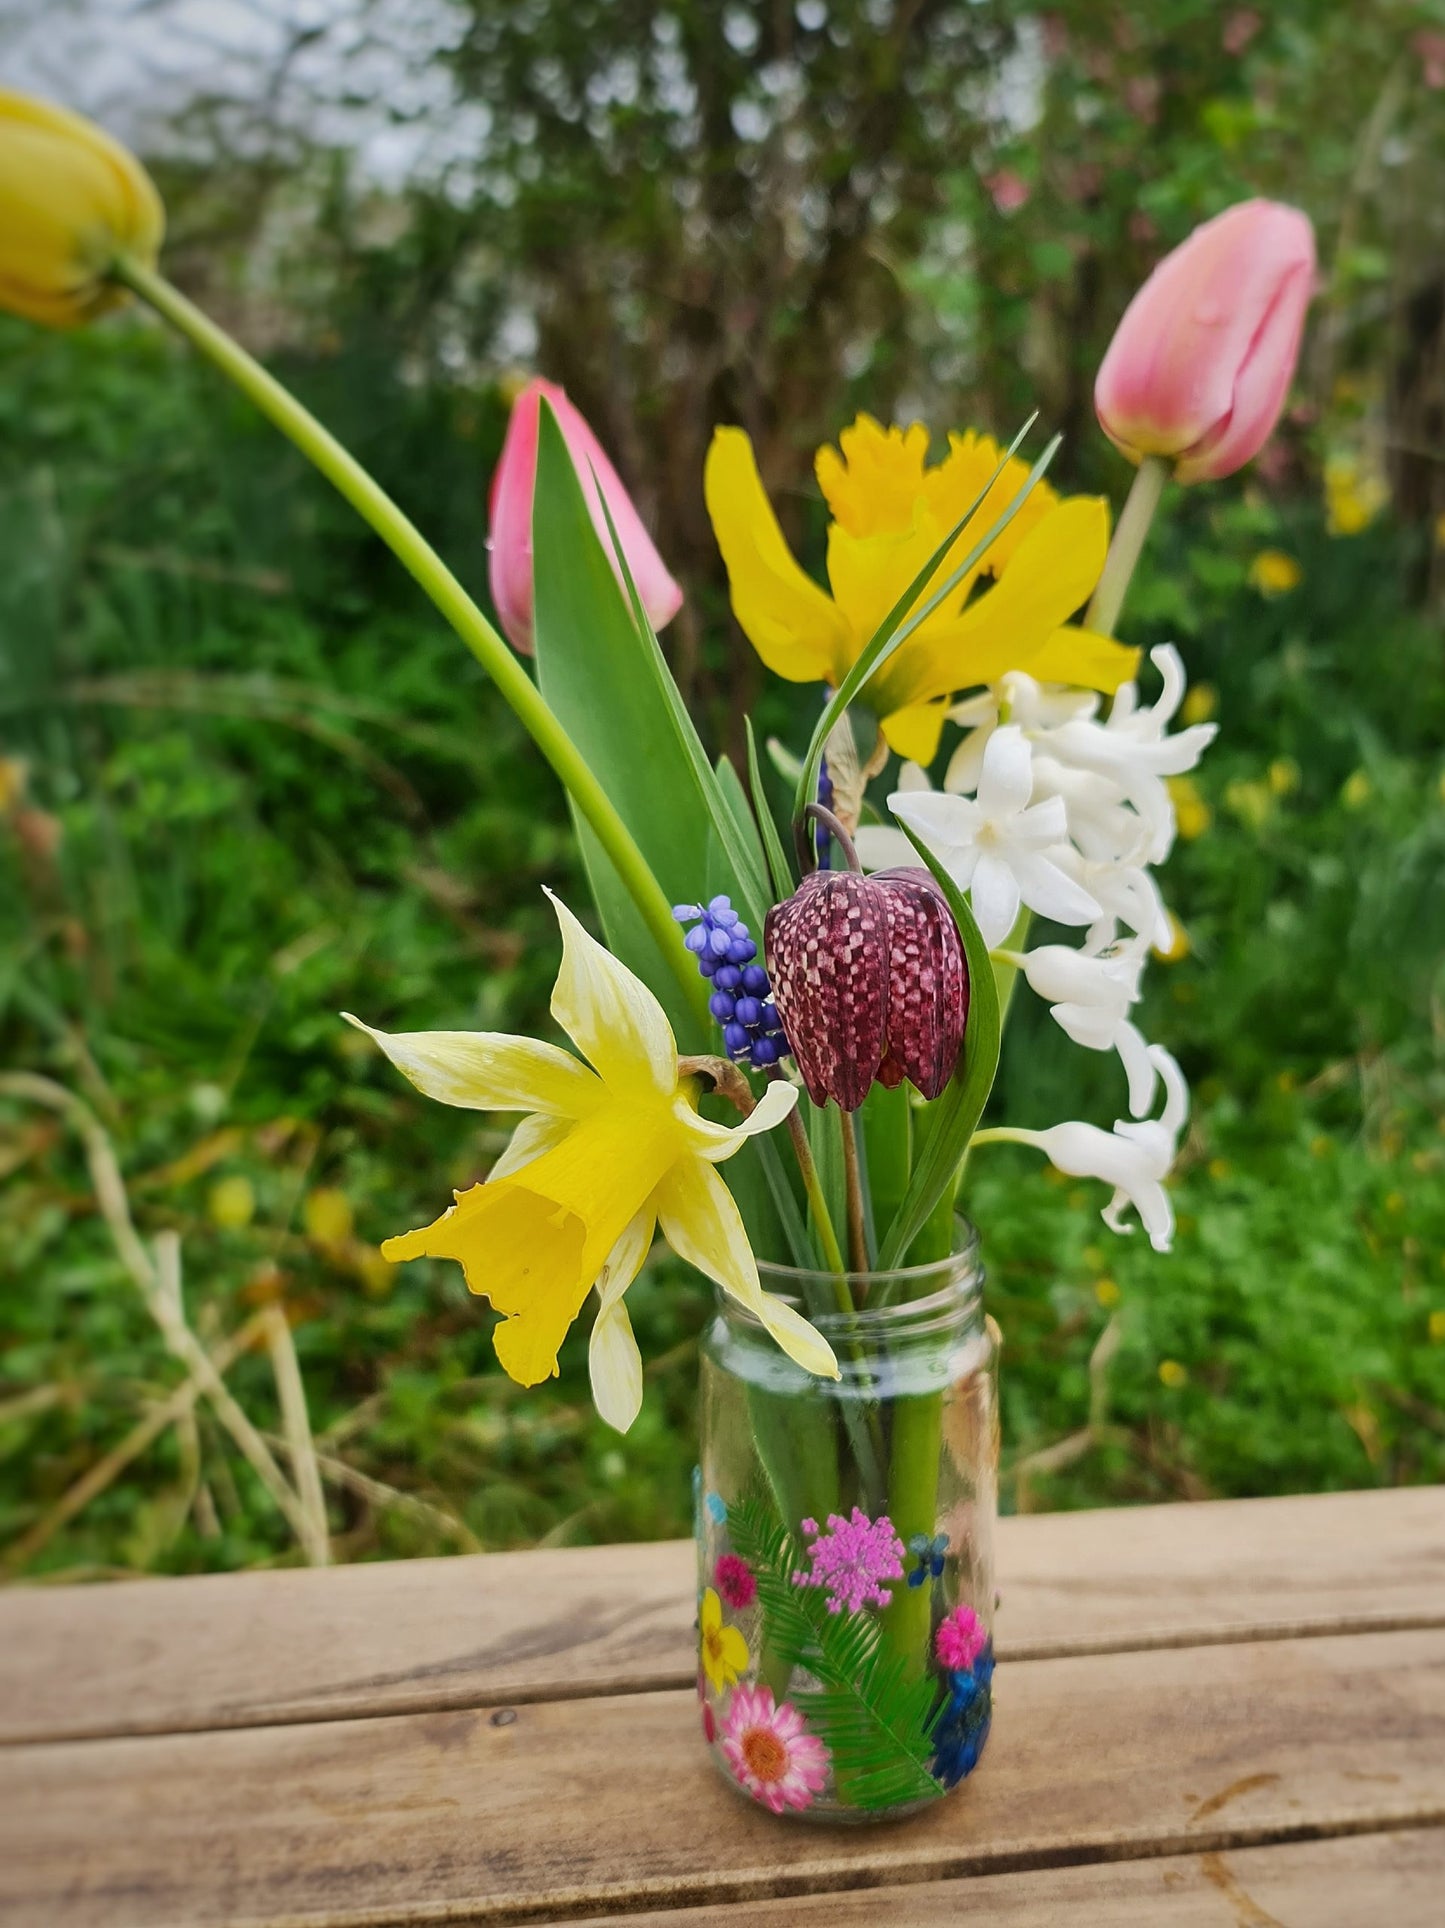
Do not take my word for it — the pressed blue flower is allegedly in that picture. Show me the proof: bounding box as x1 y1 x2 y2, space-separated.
704 1489 728 1525
929 1643 994 1789
673 897 791 1070
907 1531 949 1588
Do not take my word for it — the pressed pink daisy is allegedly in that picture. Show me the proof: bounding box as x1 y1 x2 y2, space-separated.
714 1552 757 1609
701 1698 716 1744
792 1507 905 1614
935 1603 988 1672
720 1685 829 1814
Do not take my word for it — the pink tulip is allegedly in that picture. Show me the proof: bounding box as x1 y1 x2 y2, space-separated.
488 377 682 653
1094 199 1316 485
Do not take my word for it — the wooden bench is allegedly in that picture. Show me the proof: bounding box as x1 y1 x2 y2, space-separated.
1 1485 1442 1924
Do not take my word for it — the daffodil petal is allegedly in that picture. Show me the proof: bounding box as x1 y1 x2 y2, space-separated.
672 1076 798 1163
343 1014 600 1117
1028 623 1141 692
705 426 854 686
588 1208 654 1433
880 698 950 764
545 889 677 1099
655 1160 839 1380
489 1111 572 1181
885 496 1111 706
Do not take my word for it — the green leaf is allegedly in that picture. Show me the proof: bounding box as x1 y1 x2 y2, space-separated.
876 826 1002 1270
530 404 766 1045
745 717 797 904
792 416 1048 828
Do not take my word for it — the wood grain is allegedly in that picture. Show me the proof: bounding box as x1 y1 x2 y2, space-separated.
2 1627 1442 1926
560 1828 1445 1927
2 1484 1440 1745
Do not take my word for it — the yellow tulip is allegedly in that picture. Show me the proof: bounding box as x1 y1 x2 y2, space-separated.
704 414 1140 764
0 91 163 327
349 890 837 1431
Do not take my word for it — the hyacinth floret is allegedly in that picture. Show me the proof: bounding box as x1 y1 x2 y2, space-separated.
792 1507 906 1614
673 895 790 1070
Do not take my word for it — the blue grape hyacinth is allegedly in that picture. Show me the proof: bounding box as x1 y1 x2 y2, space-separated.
672 895 790 1070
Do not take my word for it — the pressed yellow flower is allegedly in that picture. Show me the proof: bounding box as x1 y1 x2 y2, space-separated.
0 91 163 327
1248 549 1302 596
349 891 836 1432
700 1586 749 1691
704 415 1140 764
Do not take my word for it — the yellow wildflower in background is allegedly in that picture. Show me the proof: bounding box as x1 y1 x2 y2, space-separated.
1179 682 1216 726
1428 1310 1445 1344
1340 769 1372 810
1248 549 1301 597
1153 911 1191 963
704 415 1139 764
1167 774 1211 840
1158 1359 1188 1389
1324 452 1387 537
208 1175 256 1230
350 891 837 1431
1267 757 1300 797
0 91 163 327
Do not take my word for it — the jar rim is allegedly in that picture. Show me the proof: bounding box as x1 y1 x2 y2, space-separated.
736 1218 983 1341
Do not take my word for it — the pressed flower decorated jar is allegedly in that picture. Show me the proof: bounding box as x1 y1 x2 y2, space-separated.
695 1231 997 1824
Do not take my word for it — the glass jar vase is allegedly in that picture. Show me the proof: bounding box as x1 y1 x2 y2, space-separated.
695 1230 997 1825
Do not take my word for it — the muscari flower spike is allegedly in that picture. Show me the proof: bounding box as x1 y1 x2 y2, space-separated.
673 896 791 1070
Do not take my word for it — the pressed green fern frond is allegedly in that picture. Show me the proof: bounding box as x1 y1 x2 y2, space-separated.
729 1490 943 1811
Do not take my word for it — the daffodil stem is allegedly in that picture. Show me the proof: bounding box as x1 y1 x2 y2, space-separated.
113 257 707 1033
1084 454 1169 638
783 1104 847 1278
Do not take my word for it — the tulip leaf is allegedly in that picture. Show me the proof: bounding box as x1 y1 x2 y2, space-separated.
792 416 1050 831
531 403 769 1046
876 824 1002 1270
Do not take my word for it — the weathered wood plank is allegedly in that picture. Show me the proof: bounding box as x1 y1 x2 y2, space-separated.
2 1629 1442 1926
561 1828 1445 1927
1 1485 1440 1745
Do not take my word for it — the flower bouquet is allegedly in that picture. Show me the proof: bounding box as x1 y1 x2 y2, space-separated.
0 94 1315 1823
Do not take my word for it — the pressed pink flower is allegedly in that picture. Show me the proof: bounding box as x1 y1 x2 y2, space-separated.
792 1507 905 1614
720 1685 829 1814
935 1604 989 1672
487 377 682 655
714 1552 757 1610
1095 200 1316 485
701 1698 716 1743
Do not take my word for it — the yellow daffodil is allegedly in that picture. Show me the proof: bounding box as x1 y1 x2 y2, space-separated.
704 414 1140 764
0 92 163 328
700 1587 749 1691
348 890 837 1432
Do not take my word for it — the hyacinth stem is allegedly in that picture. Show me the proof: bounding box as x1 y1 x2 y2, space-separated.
1084 454 1169 638
113 257 708 1034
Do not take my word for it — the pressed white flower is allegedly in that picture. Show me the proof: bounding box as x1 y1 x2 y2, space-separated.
889 724 1101 947
1001 940 1156 1116
984 1045 1189 1252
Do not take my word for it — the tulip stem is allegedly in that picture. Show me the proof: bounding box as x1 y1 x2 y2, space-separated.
112 257 708 1034
1084 454 1169 638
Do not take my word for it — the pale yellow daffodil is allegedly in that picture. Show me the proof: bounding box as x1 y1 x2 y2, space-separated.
704 415 1140 765
347 890 837 1432
0 92 163 328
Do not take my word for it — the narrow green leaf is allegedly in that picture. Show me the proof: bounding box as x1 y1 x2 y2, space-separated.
876 826 1002 1269
793 416 1048 827
745 717 797 904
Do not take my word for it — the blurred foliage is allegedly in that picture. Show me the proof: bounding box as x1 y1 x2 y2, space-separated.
2 1 1445 1578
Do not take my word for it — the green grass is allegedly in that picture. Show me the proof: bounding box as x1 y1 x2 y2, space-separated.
1 319 1442 1579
